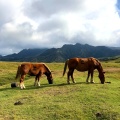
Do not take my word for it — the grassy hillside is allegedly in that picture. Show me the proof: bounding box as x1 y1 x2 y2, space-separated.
0 61 120 120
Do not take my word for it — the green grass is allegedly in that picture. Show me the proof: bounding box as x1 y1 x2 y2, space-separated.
0 61 120 120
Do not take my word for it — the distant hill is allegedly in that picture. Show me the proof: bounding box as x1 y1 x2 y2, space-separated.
0 48 47 61
108 47 120 50
0 43 120 62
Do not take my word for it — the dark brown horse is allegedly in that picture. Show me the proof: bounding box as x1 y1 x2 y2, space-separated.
16 63 53 89
63 57 105 84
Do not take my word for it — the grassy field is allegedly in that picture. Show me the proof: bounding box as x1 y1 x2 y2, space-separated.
0 60 120 120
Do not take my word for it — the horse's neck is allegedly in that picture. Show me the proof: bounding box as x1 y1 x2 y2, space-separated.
94 58 103 74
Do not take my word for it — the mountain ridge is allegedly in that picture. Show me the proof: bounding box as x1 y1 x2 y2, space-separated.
0 43 120 62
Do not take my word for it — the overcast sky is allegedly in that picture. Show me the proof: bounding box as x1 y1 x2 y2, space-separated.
0 0 120 55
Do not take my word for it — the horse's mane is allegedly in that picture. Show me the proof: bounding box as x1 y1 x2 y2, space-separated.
94 58 104 72
43 63 51 73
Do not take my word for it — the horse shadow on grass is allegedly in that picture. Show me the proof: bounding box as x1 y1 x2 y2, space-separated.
18 81 101 90
0 81 102 91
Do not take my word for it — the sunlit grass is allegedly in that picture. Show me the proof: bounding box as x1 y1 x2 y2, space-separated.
0 61 120 120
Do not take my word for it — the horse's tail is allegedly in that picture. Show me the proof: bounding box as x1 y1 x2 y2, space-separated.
63 59 69 76
15 65 21 79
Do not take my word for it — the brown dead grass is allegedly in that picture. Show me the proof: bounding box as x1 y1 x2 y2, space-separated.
104 68 120 72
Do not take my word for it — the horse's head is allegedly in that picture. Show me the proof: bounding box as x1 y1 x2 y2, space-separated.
99 71 105 84
46 72 53 84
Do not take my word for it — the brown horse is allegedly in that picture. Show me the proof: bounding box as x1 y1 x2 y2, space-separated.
63 57 105 84
16 62 53 89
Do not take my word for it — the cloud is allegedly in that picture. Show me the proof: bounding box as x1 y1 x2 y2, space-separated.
0 0 120 55
0 0 23 27
23 0 83 18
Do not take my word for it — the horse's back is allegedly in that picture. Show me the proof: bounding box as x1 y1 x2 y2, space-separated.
68 57 96 71
20 63 32 74
67 58 79 68
32 63 48 71
77 58 90 71
68 58 87 70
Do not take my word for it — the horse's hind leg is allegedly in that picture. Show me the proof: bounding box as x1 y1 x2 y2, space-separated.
67 69 75 84
71 70 76 83
67 72 70 84
90 70 95 83
86 70 90 83
67 70 72 84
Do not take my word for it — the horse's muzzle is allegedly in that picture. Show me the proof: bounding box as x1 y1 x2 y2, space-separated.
49 79 53 84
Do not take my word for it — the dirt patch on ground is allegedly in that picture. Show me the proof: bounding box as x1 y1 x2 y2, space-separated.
104 68 120 72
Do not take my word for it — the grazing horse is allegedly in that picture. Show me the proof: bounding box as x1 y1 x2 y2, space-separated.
63 57 105 84
15 63 53 89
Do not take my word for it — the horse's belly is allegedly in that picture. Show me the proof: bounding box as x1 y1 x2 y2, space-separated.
29 72 37 76
76 68 88 72
76 64 88 72
28 70 39 76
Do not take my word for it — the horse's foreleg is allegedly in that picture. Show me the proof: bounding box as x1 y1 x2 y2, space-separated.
34 75 41 86
20 75 26 89
34 76 38 86
37 75 41 86
90 70 95 83
86 70 90 83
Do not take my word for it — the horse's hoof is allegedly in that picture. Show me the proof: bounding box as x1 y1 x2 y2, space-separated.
105 82 111 84
73 81 76 83
20 88 24 90
37 84 40 86
20 87 25 89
